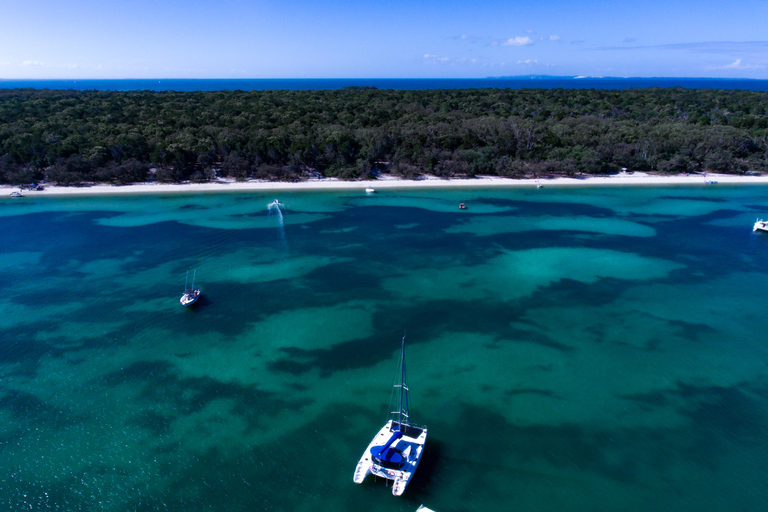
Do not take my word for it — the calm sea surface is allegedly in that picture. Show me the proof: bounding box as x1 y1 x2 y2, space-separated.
2 77 768 91
2 184 768 511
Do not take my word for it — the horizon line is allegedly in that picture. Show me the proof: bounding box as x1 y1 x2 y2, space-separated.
1 75 767 81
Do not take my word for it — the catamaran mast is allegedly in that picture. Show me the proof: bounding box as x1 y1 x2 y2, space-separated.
398 334 409 427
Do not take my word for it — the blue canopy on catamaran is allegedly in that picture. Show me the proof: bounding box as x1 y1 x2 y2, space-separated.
370 431 403 465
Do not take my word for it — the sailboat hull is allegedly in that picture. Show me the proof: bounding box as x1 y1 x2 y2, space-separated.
181 270 200 307
180 289 201 306
353 420 427 496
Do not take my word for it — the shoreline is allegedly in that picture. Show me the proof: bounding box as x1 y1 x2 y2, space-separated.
4 172 768 197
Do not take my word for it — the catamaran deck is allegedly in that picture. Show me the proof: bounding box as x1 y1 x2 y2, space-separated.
353 420 427 496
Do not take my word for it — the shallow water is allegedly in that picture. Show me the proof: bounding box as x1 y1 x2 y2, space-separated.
1 184 768 511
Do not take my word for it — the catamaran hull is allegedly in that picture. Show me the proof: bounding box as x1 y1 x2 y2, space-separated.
353 420 427 496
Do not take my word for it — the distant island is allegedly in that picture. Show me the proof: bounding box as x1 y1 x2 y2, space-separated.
1 86 766 186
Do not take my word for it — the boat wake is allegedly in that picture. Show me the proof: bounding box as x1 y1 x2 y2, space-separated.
268 199 288 246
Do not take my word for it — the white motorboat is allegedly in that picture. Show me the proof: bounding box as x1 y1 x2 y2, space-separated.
10 190 24 197
180 270 201 306
366 187 375 193
353 335 427 496
754 219 768 233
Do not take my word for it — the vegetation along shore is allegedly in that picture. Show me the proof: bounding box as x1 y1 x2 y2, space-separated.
1 86 767 187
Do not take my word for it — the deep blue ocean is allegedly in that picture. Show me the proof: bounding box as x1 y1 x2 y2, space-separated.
1 77 768 91
2 184 768 511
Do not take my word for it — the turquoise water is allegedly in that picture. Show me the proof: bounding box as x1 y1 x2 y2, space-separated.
1 185 768 511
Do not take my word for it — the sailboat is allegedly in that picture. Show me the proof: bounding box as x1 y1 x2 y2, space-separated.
353 335 428 496
180 270 201 306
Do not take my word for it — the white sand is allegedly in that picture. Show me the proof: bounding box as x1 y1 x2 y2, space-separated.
4 172 768 197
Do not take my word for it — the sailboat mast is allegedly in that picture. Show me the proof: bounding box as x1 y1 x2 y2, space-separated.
399 334 409 427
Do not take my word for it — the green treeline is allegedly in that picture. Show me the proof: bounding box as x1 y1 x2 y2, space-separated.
1 87 767 185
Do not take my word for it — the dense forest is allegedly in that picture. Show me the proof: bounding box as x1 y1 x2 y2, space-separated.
1 86 767 185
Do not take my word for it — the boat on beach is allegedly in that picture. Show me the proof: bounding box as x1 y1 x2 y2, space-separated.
754 219 768 233
353 335 427 496
180 270 201 306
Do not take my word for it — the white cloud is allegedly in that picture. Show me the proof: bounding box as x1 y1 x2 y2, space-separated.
594 40 768 55
423 54 479 66
549 35 560 41
22 60 79 69
423 54 450 63
517 59 539 65
722 58 764 70
495 36 534 47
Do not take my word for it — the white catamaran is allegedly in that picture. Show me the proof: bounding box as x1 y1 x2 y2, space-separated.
353 335 427 496
180 270 201 307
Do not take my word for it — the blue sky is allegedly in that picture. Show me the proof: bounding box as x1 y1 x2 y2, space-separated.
1 0 767 79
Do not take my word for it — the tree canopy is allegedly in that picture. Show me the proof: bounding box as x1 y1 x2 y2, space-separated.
1 87 767 185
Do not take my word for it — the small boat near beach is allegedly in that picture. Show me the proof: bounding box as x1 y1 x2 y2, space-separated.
180 270 201 306
366 186 375 193
10 190 24 197
754 219 768 233
353 335 427 496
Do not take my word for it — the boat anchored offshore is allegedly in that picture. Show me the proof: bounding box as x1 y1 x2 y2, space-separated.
755 219 768 233
180 270 201 306
353 335 427 496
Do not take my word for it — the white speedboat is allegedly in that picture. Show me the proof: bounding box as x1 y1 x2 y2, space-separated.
10 190 24 197
366 187 375 193
180 270 201 306
353 335 427 496
754 219 768 233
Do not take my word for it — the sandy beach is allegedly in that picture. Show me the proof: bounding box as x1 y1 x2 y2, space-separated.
4 172 768 197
